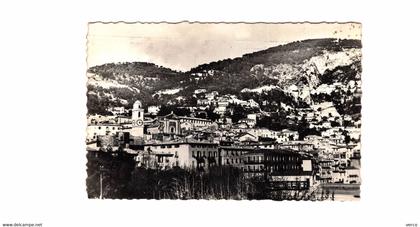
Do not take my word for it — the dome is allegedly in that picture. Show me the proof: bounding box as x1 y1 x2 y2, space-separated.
134 100 142 108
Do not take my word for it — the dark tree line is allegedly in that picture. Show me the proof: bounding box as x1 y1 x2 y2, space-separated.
86 150 318 200
86 151 136 199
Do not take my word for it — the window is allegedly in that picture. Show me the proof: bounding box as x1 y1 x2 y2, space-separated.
174 144 179 148
98 127 101 130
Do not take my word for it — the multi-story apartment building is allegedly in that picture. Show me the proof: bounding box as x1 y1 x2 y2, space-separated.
139 141 218 170
242 149 315 190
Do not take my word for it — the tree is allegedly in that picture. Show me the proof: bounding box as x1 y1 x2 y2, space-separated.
206 108 220 121
344 135 351 145
231 104 247 123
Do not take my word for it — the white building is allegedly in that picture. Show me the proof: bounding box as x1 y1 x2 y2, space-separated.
194 89 207 94
178 116 212 128
238 133 258 142
247 113 258 121
247 99 260 108
344 167 361 184
140 141 219 169
276 129 299 142
86 124 123 143
147 105 160 115
332 167 361 184
106 106 126 115
238 118 257 128
205 91 219 100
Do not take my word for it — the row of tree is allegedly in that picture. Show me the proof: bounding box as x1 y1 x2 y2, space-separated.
86 150 318 200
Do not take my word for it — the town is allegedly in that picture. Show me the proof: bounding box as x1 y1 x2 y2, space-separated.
86 84 361 200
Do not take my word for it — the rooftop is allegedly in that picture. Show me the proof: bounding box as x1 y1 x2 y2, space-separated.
144 140 218 146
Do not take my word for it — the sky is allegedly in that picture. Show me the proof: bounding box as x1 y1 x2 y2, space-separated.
87 22 361 71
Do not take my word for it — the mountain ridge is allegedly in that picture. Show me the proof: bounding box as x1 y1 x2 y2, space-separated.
86 38 362 116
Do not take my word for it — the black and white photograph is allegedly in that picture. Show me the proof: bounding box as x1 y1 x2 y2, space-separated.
2 0 420 226
86 22 362 200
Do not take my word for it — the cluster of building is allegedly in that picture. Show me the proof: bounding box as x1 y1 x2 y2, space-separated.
194 90 260 115
87 97 361 190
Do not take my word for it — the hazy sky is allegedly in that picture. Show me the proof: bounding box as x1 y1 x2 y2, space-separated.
87 22 361 71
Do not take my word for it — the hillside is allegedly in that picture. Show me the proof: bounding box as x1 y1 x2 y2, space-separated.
86 62 187 114
86 38 362 116
184 38 361 95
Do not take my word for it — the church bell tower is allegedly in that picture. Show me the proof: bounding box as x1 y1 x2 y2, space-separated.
131 100 144 138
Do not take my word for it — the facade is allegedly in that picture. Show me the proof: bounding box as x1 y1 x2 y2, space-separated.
277 141 315 152
269 175 314 190
218 146 255 167
86 124 123 142
318 160 334 183
178 116 212 128
248 142 276 150
140 141 219 170
332 170 346 183
159 118 181 135
343 167 361 184
242 149 315 189
303 135 324 148
276 129 299 142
